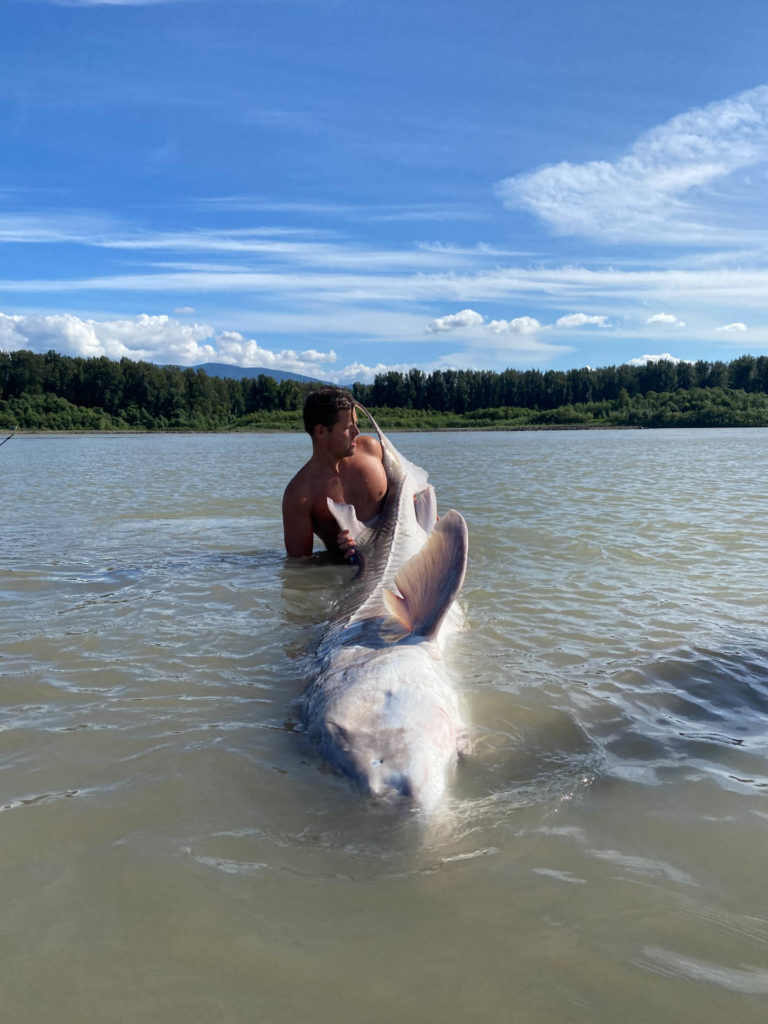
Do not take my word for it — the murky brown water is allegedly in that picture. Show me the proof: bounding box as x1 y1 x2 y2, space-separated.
2 429 767 1023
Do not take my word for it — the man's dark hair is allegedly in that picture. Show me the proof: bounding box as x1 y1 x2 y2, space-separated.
303 386 355 435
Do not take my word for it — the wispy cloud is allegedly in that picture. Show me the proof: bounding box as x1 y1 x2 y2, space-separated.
35 1 185 7
496 85 768 244
194 197 482 223
2 206 766 361
0 217 484 272
4 264 768 324
3 209 768 317
0 212 118 244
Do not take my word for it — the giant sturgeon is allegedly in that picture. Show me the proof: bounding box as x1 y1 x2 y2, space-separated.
299 405 469 811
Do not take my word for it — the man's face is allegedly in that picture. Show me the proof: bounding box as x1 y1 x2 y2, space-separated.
324 407 360 457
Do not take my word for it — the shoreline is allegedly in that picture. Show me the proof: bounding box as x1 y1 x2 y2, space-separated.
7 422 760 438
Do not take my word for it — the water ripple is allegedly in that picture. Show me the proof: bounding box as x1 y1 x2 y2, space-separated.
3 431 768 1023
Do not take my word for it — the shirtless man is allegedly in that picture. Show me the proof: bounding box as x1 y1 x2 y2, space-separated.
282 386 388 559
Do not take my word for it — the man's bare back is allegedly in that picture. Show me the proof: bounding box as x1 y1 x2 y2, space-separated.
282 404 387 558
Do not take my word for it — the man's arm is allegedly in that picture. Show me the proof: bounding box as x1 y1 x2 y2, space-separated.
282 485 315 558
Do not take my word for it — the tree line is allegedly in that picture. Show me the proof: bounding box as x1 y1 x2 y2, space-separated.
348 355 768 412
3 348 768 430
0 350 312 430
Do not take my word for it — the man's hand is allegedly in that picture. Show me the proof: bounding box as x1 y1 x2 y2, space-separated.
337 528 357 561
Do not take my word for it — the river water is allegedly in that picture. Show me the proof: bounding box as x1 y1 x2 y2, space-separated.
1 428 767 1023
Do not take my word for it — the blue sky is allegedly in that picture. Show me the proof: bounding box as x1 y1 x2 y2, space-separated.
2 0 768 383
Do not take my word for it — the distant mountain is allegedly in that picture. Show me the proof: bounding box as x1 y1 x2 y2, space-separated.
189 362 325 384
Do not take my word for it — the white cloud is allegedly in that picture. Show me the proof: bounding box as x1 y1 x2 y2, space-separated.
716 321 748 332
555 313 610 328
335 352 496 385
0 311 215 362
488 316 543 335
495 85 768 243
212 331 337 376
0 311 338 378
173 306 196 315
425 310 613 340
336 361 414 385
646 313 686 328
425 308 485 332
627 353 688 367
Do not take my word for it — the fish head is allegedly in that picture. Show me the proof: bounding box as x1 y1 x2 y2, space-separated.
324 650 463 811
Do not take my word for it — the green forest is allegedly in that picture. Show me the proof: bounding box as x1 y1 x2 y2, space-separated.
4 348 768 431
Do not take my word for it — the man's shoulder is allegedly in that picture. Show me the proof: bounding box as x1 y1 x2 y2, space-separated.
282 460 314 501
355 434 383 458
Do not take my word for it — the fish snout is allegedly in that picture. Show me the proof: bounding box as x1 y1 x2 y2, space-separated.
363 743 453 811
367 762 414 802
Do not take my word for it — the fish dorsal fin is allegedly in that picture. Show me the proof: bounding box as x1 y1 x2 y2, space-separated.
382 509 468 640
414 485 438 533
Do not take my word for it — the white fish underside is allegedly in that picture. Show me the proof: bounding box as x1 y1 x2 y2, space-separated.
300 408 469 811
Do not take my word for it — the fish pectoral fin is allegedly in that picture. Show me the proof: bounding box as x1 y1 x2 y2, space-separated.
383 509 468 640
326 498 365 538
326 498 377 552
